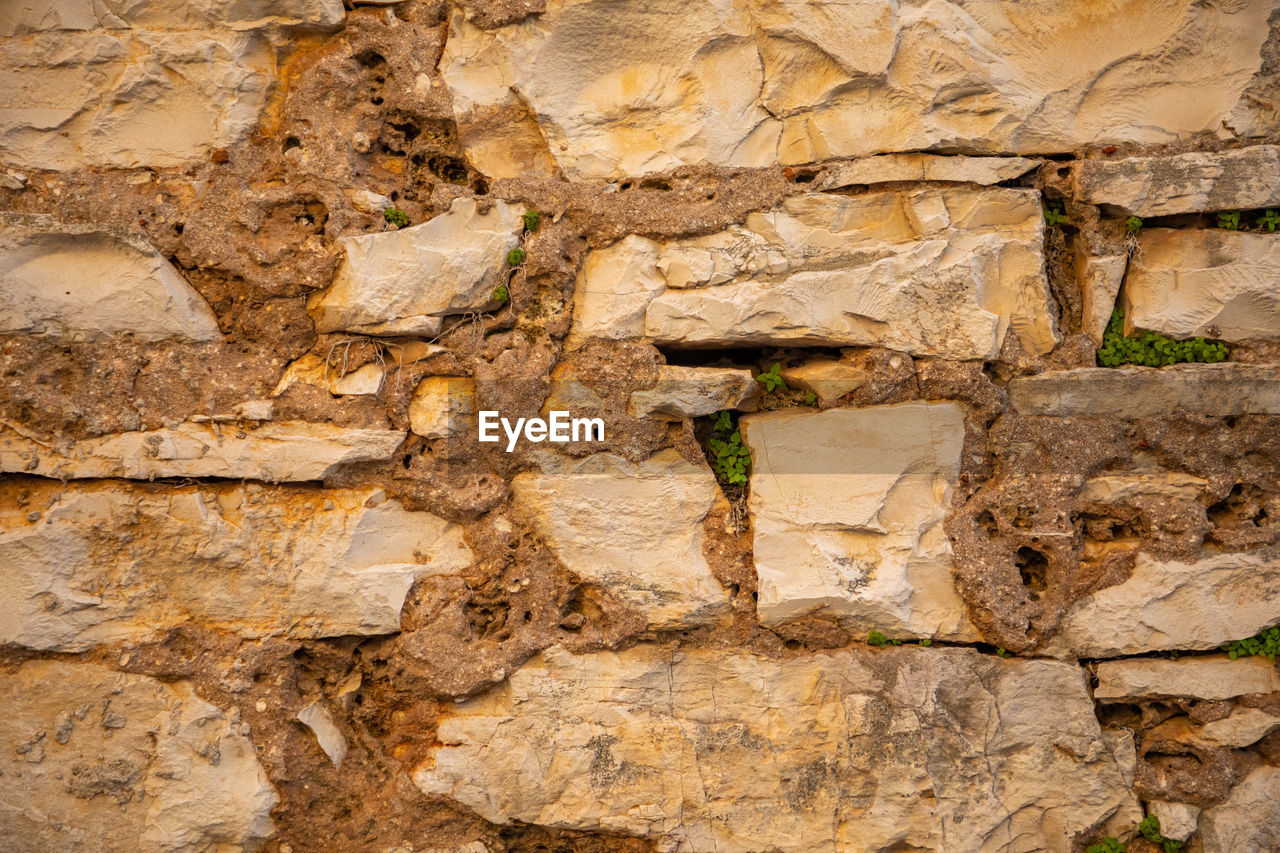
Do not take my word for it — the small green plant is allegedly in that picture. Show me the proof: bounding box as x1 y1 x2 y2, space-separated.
995 647 1010 658
1043 201 1067 227
1139 814 1185 853
383 207 409 227
1086 838 1125 853
757 363 788 394
1217 210 1241 230
918 638 933 647
522 210 541 232
1222 624 1280 660
867 630 902 648
1097 308 1228 367
803 391 818 406
707 411 751 487
506 248 526 266
1125 215 1143 234
492 283 509 304
1258 209 1280 232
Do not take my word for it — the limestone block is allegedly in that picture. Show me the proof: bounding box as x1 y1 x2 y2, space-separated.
0 484 473 651
627 366 758 419
1094 656 1280 702
573 188 1057 360
1008 364 1280 418
414 645 1139 852
1073 235 1127 344
308 198 525 336
1123 229 1280 342
1198 765 1280 853
0 0 344 33
1146 802 1200 843
0 420 406 482
816 153 1039 190
779 360 867 403
440 0 1272 180
741 402 979 641
1150 707 1280 749
1072 146 1280 217
0 660 278 852
273 354 385 396
510 450 729 628
0 222 221 342
410 377 476 439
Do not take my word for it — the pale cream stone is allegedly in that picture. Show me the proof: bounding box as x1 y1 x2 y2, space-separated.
741 402 979 641
1055 549 1280 658
410 377 476 439
510 450 729 628
573 189 1057 360
0 659 278 852
308 198 525 336
1077 472 1209 503
273 355 385 397
1150 707 1280 749
1198 765 1280 853
1072 146 1280 218
816 153 1040 190
1123 229 1280 342
414 645 1139 852
1074 235 1127 344
297 702 348 769
0 222 221 341
1094 656 1280 702
1009 364 1280 418
627 366 758 419
779 360 867 403
0 484 473 651
1146 802 1200 843
0 420 406 482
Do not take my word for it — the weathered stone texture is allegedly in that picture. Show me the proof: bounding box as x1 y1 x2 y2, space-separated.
410 377 477 439
1094 656 1280 702
628 366 758 419
1123 229 1280 343
415 645 1139 852
442 0 1272 180
742 402 979 641
1198 765 1280 853
816 153 1040 190
1009 364 1280 418
1072 146 1280 217
0 484 472 651
0 659 278 852
573 188 1057 360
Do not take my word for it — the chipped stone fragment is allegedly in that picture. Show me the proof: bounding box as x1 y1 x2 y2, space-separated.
627 366 758 419
1074 236 1127 344
778 360 867 403
297 702 348 769
273 355 385 397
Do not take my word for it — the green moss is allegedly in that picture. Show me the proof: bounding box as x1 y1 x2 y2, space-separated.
522 210 541 232
1086 838 1125 853
506 248 526 266
492 284 509 304
1096 308 1228 367
866 630 902 648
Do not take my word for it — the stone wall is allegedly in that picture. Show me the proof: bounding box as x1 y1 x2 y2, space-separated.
2 1 1280 851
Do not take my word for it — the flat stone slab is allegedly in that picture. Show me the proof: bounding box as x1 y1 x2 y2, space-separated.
414 645 1138 852
1072 146 1280 218
1009 364 1280 418
816 153 1040 190
628 365 759 419
1094 656 1280 702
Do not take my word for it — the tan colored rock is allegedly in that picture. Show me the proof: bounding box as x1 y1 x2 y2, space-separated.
0 222 221 341
742 402 978 641
0 659 277 851
308 198 524 336
273 354 385 397
1123 229 1280 342
627 366 758 419
410 377 476 439
0 0 342 170
779 360 867 403
1077 472 1208 504
817 153 1039 190
573 189 1057 360
415 645 1138 852
1074 236 1127 344
297 702 348 769
440 0 1271 180
510 451 729 627
0 420 405 482
1072 146 1280 218
1151 707 1280 749
1094 656 1280 703
0 483 472 651
1198 765 1280 853
1009 364 1280 418
1146 802 1199 843
1055 549 1280 658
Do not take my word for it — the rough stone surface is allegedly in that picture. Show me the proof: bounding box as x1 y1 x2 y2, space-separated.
573 188 1057 360
440 0 1272 180
627 365 758 419
0 1 344 170
1146 801 1200 843
1054 548 1280 657
1198 765 1280 853
0 222 221 341
0 483 472 651
779 359 868 403
1072 146 1280 217
1094 656 1280 702
1152 706 1280 749
742 402 979 641
510 451 729 628
308 198 525 336
410 377 477 439
0 420 406 482
0 659 278 852
415 645 1138 852
816 154 1040 190
1074 236 1127 344
1123 229 1280 343
1009 364 1280 418
273 355 385 397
